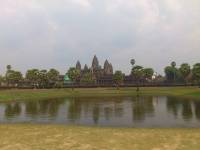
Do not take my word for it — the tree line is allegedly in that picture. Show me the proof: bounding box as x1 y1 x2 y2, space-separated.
164 62 200 84
0 65 60 88
112 60 200 88
0 60 200 88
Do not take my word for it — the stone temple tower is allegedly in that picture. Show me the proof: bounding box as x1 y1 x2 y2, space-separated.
104 59 113 75
92 55 99 70
76 60 81 71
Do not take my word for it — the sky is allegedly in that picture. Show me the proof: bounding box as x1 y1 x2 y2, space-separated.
0 0 200 75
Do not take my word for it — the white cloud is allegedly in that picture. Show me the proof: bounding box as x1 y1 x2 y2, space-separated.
70 0 91 8
164 0 182 12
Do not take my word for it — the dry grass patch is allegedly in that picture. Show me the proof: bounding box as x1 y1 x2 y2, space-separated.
0 125 200 150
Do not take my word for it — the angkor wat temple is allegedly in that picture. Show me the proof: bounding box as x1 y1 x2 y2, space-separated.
75 55 114 85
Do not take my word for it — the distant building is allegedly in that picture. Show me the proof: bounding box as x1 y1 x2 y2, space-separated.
61 55 154 86
74 55 114 85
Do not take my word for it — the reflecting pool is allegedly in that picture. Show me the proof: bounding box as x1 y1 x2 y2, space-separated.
0 96 200 127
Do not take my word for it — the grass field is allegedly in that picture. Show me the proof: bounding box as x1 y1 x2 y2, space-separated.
0 125 199 150
0 86 199 101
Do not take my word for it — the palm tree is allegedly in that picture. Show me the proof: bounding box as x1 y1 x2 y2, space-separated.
7 65 12 71
131 65 144 92
130 59 135 67
6 65 12 86
171 61 176 83
171 61 176 68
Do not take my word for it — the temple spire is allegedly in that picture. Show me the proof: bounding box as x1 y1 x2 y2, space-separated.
92 55 99 70
76 60 81 71
104 59 113 75
83 64 89 73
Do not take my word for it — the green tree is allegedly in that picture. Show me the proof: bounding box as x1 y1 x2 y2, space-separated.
0 75 5 86
171 61 177 82
164 62 180 83
81 72 95 84
47 69 60 87
67 68 81 89
113 71 124 89
5 65 22 86
47 69 59 81
38 70 48 88
6 70 23 86
164 66 174 82
192 63 200 86
179 63 191 83
132 66 144 80
143 68 154 81
131 65 144 91
26 69 40 88
5 65 12 85
6 65 11 71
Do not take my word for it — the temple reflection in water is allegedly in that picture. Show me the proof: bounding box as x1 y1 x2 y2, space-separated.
0 96 200 127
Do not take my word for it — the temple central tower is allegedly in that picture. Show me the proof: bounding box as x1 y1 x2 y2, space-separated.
92 55 99 70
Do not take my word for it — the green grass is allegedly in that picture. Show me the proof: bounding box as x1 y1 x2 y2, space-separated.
0 125 199 150
0 87 200 101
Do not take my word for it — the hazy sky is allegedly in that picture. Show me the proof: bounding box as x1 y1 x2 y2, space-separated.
0 0 200 75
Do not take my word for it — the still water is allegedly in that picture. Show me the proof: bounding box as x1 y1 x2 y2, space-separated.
0 96 200 127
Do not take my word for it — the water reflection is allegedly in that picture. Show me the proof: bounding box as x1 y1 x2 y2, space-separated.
67 99 81 121
5 103 21 118
166 97 180 117
182 101 193 121
167 97 200 121
0 96 200 127
194 101 200 120
92 104 100 124
132 96 154 122
24 100 63 118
